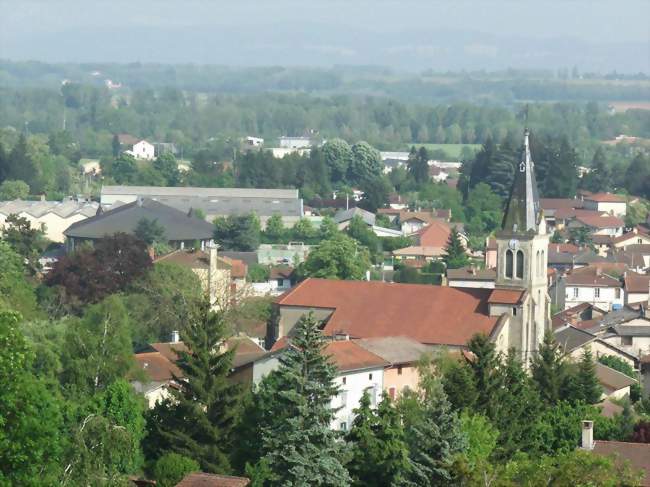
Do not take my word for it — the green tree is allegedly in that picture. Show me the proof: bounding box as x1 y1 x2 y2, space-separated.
110 154 138 184
134 217 167 245
318 216 339 240
573 347 602 404
441 360 478 412
292 217 317 243
624 153 650 198
464 183 503 236
299 233 370 280
407 146 430 185
348 141 382 185
359 176 391 213
0 179 30 199
459 412 498 469
7 133 41 190
530 331 570 404
347 393 410 486
214 213 261 251
0 240 39 318
263 214 286 243
322 138 352 183
2 213 46 274
259 312 351 486
0 310 64 486
580 146 611 193
543 137 578 198
154 152 181 186
347 215 380 256
146 301 240 473
154 453 200 487
465 334 503 418
443 227 469 269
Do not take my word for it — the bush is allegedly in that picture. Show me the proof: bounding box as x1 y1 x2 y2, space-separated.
154 453 200 487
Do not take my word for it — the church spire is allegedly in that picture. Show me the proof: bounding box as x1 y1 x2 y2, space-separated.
501 129 540 233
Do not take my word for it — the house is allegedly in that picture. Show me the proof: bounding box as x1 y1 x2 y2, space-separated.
393 220 466 263
80 159 101 175
387 193 408 210
63 198 215 252
559 265 625 311
551 302 607 330
485 237 498 269
429 165 449 182
595 362 637 400
547 245 607 273
582 192 627 217
355 336 432 400
398 211 438 235
270 147 311 158
611 229 650 250
279 136 311 149
580 421 650 485
257 243 312 265
250 265 294 296
334 207 375 230
625 272 650 305
153 142 179 157
154 247 248 307
569 214 625 237
380 152 409 174
539 198 584 231
175 472 250 487
446 266 496 289
116 134 155 160
100 186 303 228
0 199 99 243
270 130 550 365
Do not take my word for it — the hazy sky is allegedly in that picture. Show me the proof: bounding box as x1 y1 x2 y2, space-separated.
2 0 649 72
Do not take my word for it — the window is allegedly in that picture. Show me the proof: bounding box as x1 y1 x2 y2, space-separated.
340 391 348 407
512 307 517 316
505 250 514 278
397 366 403 376
340 422 347 431
622 336 632 346
516 250 524 279
639 238 643 244
342 377 346 385
595 288 600 298
615 288 621 299
573 288 579 298
368 373 373 380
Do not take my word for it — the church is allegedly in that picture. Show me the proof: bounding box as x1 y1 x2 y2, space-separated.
267 130 549 361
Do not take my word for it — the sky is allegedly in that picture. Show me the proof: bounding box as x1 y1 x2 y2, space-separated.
1 0 649 72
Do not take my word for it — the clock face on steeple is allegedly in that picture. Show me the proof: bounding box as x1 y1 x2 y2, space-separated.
508 239 518 250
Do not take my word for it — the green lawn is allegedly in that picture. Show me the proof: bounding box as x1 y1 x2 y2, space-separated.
402 143 480 159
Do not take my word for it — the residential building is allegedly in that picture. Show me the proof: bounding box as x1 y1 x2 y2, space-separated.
100 185 304 227
429 165 449 182
250 265 294 296
270 147 311 158
279 136 312 149
398 211 438 235
244 136 264 147
334 207 375 230
257 243 311 265
485 237 498 269
625 272 650 305
132 339 184 408
63 198 215 252
446 266 496 289
269 130 550 363
582 192 627 217
595 362 637 400
0 199 99 242
568 214 625 237
393 219 466 264
611 228 650 250
559 265 625 311
175 472 250 487
116 134 155 160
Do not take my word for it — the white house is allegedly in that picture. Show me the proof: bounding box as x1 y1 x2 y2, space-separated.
600 316 650 359
624 272 650 305
125 140 155 160
245 136 264 147
561 266 624 311
446 267 496 289
279 136 312 149
270 147 311 158
582 193 627 217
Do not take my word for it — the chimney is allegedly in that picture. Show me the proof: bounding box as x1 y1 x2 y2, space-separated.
208 243 219 306
170 330 180 343
581 420 594 450
366 270 371 281
596 267 602 276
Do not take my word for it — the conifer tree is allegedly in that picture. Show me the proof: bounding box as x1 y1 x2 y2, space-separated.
543 137 578 198
468 137 497 190
146 300 240 473
403 361 467 486
465 334 503 418
0 141 7 183
574 347 602 405
442 360 477 412
530 331 569 404
407 146 430 185
580 147 610 193
486 138 516 200
259 312 351 486
443 227 469 269
347 393 410 487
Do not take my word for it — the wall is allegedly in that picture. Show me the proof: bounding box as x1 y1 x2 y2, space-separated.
276 306 334 342
383 364 419 400
0 211 89 243
331 367 384 432
448 279 495 289
627 292 649 305
132 140 155 160
583 200 626 217
564 285 624 311
568 340 636 368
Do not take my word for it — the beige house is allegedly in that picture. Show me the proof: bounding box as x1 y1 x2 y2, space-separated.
582 192 627 217
0 199 99 242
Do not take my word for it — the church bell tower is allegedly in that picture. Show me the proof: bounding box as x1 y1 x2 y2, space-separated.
494 129 549 362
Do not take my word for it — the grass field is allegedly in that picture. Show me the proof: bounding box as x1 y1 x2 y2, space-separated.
402 143 481 159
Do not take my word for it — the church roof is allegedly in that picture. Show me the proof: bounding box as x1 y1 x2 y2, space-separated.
501 129 541 234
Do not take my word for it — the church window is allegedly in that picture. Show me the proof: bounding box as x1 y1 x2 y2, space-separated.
505 250 513 278
516 250 524 279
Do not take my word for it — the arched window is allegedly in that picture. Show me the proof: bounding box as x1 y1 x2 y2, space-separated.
516 250 524 279
541 250 545 275
536 250 540 277
505 249 513 278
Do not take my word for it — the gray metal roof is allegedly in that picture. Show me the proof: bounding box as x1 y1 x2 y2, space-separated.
355 336 433 365
0 199 99 218
101 186 302 218
334 207 376 226
64 198 214 241
554 326 596 353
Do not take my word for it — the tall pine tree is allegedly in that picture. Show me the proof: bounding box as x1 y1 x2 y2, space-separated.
530 331 570 404
259 312 351 486
443 227 469 269
146 300 240 473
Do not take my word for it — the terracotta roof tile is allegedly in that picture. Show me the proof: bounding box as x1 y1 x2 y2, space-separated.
584 192 626 203
575 214 625 229
487 288 525 305
554 208 602 220
591 441 650 485
324 340 389 372
150 341 188 362
565 266 622 287
134 351 183 381
540 198 584 210
276 279 498 346
625 272 650 294
415 220 453 247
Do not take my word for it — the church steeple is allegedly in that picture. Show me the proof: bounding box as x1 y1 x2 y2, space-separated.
501 129 540 233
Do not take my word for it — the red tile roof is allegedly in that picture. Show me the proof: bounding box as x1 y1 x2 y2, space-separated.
575 214 625 229
175 472 250 487
399 211 437 225
612 230 650 245
625 272 650 294
554 208 602 220
150 341 188 362
415 220 453 247
591 441 650 485
584 192 626 203
324 340 389 372
269 265 293 280
548 243 580 254
487 288 525 305
134 351 183 382
565 265 625 287
276 278 499 346
540 198 583 210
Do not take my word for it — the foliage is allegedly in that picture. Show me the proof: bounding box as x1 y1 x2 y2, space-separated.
153 152 181 186
2 213 46 274
0 178 30 199
624 153 650 199
322 138 352 183
0 240 40 318
358 176 391 213
263 214 286 243
573 347 603 405
46 233 152 309
407 146 430 185
459 412 498 468
346 393 411 486
153 453 200 487
464 182 503 236
248 263 270 283
134 217 167 245
298 233 370 280
530 331 570 404
348 141 382 185
213 213 261 251
598 354 641 402
146 301 240 473
442 227 469 269
257 312 351 486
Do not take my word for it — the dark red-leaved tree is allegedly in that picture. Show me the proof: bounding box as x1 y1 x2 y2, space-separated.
631 421 650 443
46 233 152 309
